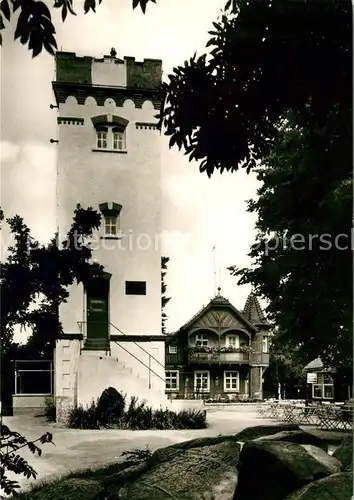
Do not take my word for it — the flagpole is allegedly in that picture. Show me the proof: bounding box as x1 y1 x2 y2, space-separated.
213 244 216 296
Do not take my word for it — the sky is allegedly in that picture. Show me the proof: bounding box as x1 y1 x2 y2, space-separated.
0 0 261 337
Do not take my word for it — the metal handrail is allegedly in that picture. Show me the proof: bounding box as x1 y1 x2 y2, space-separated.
108 321 165 371
77 321 165 386
112 340 165 386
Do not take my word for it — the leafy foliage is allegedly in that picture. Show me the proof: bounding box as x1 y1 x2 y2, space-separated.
67 400 101 429
0 0 157 55
66 388 207 430
161 256 171 334
1 204 103 358
159 0 351 176
1 205 104 412
0 424 54 496
263 329 307 398
229 110 352 373
95 386 126 424
44 396 57 422
120 447 152 466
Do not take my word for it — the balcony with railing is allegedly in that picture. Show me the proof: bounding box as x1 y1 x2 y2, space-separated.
188 346 251 364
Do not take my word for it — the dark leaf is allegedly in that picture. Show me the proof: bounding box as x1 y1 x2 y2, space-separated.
61 4 68 22
0 0 10 21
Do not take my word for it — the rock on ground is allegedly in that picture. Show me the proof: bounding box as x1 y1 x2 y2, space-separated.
284 472 353 499
299 444 341 475
149 434 242 467
32 478 103 500
332 436 353 471
253 430 328 451
233 424 300 442
126 441 241 500
233 440 342 500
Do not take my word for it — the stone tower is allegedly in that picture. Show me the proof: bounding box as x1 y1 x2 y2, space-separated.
53 50 162 337
52 50 166 416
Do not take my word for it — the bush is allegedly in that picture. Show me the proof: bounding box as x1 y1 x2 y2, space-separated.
67 401 100 429
66 389 208 430
44 397 56 422
95 387 125 425
174 409 207 429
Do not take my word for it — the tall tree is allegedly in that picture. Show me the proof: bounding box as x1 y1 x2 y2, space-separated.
161 256 171 334
1 205 103 357
159 0 351 176
0 0 156 56
264 329 307 400
228 111 352 373
0 205 104 411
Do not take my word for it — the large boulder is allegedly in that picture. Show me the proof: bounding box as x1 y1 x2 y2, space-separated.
32 478 103 500
333 436 353 471
233 441 341 500
300 445 341 474
127 441 241 500
233 424 300 442
149 434 242 467
284 472 353 499
149 425 302 467
254 430 328 450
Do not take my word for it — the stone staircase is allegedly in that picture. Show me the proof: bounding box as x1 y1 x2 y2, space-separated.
82 338 110 351
77 348 168 410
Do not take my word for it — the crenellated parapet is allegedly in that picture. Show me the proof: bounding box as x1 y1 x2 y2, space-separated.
53 51 163 109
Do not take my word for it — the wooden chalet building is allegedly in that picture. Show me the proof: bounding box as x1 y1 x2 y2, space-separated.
165 289 272 401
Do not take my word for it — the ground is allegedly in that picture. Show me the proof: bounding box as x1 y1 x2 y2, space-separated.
2 407 350 493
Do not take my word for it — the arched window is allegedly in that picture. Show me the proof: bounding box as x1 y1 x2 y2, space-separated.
92 114 129 152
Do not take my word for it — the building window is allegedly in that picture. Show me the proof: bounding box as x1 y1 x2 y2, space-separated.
113 129 125 151
169 345 177 354
226 334 239 348
104 214 119 236
194 371 210 392
224 371 239 391
195 333 208 346
125 281 146 295
312 373 334 399
99 202 123 239
262 336 268 353
166 371 179 391
15 360 53 395
96 128 108 149
92 114 129 152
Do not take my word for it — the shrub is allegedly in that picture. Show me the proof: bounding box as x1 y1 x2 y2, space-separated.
1 424 54 496
95 387 125 426
66 389 208 430
44 397 56 422
67 401 100 429
174 409 208 429
120 447 152 466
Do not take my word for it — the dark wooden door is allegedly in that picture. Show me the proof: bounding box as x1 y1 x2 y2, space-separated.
86 278 109 340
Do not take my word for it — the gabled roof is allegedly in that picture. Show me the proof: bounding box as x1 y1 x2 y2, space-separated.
304 358 334 372
243 292 269 325
179 291 257 333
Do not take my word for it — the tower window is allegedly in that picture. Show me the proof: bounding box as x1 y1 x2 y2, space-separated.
113 129 125 151
96 128 108 149
99 202 123 239
104 214 118 236
125 281 146 295
92 115 129 153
